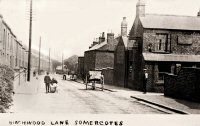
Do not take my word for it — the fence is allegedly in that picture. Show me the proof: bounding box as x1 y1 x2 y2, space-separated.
164 67 200 102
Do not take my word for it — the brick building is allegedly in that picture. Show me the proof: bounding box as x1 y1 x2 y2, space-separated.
113 17 134 87
129 0 200 92
84 32 118 85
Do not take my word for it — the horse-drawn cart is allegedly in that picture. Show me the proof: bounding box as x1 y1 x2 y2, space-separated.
85 71 104 91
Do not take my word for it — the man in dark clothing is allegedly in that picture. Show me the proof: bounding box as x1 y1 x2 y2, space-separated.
44 72 51 93
143 69 148 94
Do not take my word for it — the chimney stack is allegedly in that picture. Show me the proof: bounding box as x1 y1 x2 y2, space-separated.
107 33 114 44
121 17 127 36
99 32 105 43
136 0 145 17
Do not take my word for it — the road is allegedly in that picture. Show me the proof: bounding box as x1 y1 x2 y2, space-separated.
10 74 167 114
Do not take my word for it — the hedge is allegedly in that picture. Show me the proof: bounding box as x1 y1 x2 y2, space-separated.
0 65 14 113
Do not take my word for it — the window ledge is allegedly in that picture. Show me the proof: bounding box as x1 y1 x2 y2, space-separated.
151 51 171 54
156 80 164 85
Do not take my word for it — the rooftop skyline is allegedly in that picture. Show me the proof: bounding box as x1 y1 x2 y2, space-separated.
0 0 200 61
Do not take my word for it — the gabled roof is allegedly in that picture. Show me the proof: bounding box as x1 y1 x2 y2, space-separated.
117 36 134 49
122 36 128 48
140 14 200 31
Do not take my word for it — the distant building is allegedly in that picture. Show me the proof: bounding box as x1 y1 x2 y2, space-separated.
129 0 200 92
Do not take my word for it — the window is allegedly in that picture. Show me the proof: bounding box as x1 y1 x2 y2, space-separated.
10 36 13 52
3 29 5 49
8 33 9 50
155 33 170 52
157 62 171 81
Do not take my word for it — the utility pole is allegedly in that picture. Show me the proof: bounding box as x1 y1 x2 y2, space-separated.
27 0 32 81
49 48 51 72
62 53 64 71
38 37 41 75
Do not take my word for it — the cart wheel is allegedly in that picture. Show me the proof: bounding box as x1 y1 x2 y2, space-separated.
85 76 87 90
102 78 104 91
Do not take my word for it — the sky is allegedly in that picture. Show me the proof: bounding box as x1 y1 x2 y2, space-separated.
0 0 200 61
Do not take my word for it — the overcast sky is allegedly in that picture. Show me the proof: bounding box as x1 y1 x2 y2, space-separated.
0 0 200 61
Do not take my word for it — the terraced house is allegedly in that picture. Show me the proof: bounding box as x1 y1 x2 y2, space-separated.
0 14 26 69
0 14 51 72
129 0 200 92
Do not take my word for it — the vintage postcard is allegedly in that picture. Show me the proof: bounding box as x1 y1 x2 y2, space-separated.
0 0 200 126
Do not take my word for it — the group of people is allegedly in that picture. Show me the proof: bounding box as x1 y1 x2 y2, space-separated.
44 72 58 93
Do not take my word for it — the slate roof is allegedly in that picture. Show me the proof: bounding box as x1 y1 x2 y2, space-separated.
88 41 107 51
88 39 118 52
122 36 135 49
143 53 200 62
140 14 200 31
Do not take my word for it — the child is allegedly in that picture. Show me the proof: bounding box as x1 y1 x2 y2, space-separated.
50 78 58 93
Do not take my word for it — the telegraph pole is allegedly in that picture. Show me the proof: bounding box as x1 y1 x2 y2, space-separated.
38 37 41 75
62 53 64 71
49 48 51 72
27 0 32 81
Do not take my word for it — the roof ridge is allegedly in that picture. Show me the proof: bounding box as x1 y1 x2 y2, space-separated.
145 13 197 18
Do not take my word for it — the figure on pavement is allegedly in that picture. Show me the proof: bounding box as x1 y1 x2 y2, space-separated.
33 71 36 77
44 72 51 93
143 69 148 94
50 78 58 93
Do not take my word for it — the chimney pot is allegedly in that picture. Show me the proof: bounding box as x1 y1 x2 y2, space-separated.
107 33 114 43
198 9 200 16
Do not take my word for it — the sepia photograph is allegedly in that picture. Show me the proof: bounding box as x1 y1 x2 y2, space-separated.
0 0 200 125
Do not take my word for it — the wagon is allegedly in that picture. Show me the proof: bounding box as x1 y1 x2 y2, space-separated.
85 71 104 91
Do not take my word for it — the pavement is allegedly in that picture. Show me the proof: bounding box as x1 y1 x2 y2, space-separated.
75 78 200 114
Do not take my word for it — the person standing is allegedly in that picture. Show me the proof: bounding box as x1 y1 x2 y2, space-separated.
44 72 51 93
33 71 36 77
143 69 148 94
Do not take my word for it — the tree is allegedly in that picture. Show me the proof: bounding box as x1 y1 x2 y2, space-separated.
64 55 78 73
52 60 61 72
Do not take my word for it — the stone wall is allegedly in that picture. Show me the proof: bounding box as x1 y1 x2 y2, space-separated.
164 67 200 102
95 51 114 70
